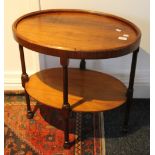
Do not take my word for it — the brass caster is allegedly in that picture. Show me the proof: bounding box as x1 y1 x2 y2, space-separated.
27 111 34 119
63 141 70 149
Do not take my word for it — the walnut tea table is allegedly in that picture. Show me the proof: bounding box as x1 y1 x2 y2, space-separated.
12 9 141 148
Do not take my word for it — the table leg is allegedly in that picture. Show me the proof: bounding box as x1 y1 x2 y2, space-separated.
19 44 33 119
60 57 71 148
80 59 86 70
62 105 70 148
123 48 139 133
25 91 33 119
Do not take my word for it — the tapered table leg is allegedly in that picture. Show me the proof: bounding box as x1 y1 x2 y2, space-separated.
60 57 71 149
63 104 70 148
123 48 139 133
19 44 33 119
25 91 34 119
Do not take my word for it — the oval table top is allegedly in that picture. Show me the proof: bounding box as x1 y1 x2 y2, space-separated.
13 9 141 59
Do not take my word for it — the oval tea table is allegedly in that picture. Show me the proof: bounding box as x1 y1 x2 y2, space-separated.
12 9 141 148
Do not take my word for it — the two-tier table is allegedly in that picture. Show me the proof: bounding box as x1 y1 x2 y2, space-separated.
12 9 141 148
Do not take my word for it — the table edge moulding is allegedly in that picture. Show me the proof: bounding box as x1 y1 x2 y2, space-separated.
12 9 141 59
12 9 141 149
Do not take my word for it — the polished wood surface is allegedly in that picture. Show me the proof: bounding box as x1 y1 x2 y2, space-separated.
25 68 127 112
13 9 141 59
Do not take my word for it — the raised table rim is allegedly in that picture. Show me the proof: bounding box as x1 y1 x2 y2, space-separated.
12 9 141 59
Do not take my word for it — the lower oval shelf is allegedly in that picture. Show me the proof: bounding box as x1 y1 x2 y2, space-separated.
25 68 127 112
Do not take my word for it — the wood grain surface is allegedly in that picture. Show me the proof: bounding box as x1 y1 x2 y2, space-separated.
25 68 127 112
13 9 141 59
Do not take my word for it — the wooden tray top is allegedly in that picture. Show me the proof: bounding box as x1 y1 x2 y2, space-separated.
13 9 141 59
